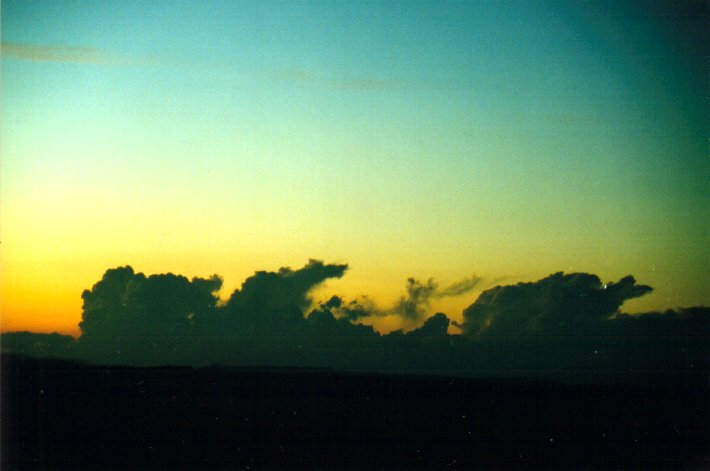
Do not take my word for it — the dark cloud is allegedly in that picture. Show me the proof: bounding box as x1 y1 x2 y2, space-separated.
71 260 349 365
436 276 481 298
611 306 710 338
79 266 222 338
2 263 707 383
459 272 652 337
395 276 480 321
75 266 222 364
233 259 346 309
453 273 709 382
395 278 438 321
406 312 450 338
224 259 347 325
326 297 379 322
306 301 379 339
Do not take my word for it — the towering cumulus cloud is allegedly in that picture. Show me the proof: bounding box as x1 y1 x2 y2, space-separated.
455 273 708 382
77 266 223 364
224 259 348 326
460 272 652 337
79 266 223 338
73 261 351 365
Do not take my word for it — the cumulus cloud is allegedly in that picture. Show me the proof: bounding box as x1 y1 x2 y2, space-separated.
459 272 652 337
448 273 710 381
2 262 707 382
70 260 351 365
224 259 347 324
610 306 710 339
406 312 451 338
74 266 222 364
79 266 222 338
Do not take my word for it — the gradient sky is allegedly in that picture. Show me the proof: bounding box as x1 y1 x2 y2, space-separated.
2 0 708 335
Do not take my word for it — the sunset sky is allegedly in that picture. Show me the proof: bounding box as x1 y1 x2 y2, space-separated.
2 0 707 335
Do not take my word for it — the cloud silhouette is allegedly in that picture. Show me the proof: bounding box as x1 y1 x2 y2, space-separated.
406 312 451 338
388 275 479 335
459 272 652 337
395 278 438 321
2 262 708 382
75 266 222 364
229 259 346 309
331 296 382 322
79 266 222 338
73 260 351 365
611 306 710 338
437 276 481 298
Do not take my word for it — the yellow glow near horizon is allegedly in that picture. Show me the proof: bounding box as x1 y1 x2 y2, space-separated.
2 1 707 336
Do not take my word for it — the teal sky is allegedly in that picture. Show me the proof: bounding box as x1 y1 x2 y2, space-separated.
2 0 708 334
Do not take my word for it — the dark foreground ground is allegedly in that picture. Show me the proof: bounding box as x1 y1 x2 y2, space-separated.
2 355 708 469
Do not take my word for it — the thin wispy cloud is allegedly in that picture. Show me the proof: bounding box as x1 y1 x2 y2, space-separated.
2 42 106 64
270 69 408 92
2 44 408 91
1 41 164 67
328 78 407 91
272 68 314 83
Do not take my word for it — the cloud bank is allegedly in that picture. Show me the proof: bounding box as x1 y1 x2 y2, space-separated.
2 260 708 383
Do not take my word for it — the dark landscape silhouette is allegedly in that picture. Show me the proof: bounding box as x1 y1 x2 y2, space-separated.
2 260 709 468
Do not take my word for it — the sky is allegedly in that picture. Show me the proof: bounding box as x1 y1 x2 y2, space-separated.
1 0 708 336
